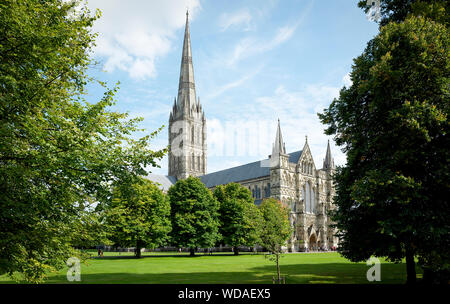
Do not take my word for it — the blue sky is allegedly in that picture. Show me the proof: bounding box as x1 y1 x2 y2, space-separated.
84 0 379 175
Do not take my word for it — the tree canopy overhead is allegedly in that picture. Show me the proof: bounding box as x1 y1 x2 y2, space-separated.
0 0 166 282
358 0 449 26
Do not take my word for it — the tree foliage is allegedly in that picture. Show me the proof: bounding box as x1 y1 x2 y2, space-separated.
213 183 262 254
168 177 220 256
0 0 166 282
319 10 449 283
259 198 292 282
104 179 171 258
358 0 449 27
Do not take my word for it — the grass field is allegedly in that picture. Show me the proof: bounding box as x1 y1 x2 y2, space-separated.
0 251 422 284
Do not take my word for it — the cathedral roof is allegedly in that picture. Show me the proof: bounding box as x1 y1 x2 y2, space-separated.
200 150 302 188
200 160 270 188
144 174 177 191
146 150 302 190
288 150 302 163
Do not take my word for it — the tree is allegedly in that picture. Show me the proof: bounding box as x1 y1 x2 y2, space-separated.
168 177 220 256
69 207 111 250
358 0 449 27
318 14 449 284
213 183 262 255
0 0 166 282
104 178 171 258
259 198 292 283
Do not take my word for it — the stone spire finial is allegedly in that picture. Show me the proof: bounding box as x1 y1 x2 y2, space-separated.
323 139 335 170
272 119 286 156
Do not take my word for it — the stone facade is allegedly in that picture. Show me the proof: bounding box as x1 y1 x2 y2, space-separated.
269 126 338 252
150 11 338 252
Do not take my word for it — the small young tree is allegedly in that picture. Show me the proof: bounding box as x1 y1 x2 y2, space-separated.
168 177 220 256
105 178 171 258
214 183 262 255
259 198 292 283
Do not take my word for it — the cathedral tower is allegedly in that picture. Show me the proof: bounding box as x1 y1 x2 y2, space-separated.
168 11 207 180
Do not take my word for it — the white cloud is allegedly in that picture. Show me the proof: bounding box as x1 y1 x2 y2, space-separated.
219 9 253 32
208 159 246 173
211 82 347 168
342 72 352 87
225 2 313 66
205 66 263 99
87 0 201 80
226 23 298 66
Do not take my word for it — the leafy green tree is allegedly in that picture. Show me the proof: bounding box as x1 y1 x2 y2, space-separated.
358 0 449 26
213 183 262 255
319 15 449 284
168 177 220 256
0 0 165 282
105 179 171 258
69 207 111 250
259 198 292 283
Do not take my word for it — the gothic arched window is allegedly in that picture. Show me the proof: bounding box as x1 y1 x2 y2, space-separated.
311 187 315 214
305 182 311 213
191 126 195 144
264 183 271 197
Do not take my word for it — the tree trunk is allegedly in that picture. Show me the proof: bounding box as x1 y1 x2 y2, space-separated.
135 245 141 258
190 248 195 256
233 247 239 255
276 254 281 284
405 247 416 285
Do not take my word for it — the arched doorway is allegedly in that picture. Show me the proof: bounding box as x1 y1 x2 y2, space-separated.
309 233 317 251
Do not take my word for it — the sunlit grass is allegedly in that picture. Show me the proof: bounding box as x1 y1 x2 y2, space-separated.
0 251 420 284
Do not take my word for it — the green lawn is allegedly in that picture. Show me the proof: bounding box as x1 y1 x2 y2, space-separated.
0 251 421 284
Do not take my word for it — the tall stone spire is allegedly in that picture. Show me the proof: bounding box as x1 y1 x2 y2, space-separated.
168 11 207 180
176 10 196 113
272 119 287 156
323 140 335 170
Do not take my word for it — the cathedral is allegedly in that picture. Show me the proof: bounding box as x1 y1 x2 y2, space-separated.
147 12 338 252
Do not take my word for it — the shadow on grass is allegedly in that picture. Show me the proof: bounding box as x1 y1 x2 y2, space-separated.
250 262 419 284
44 262 417 284
92 253 256 260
